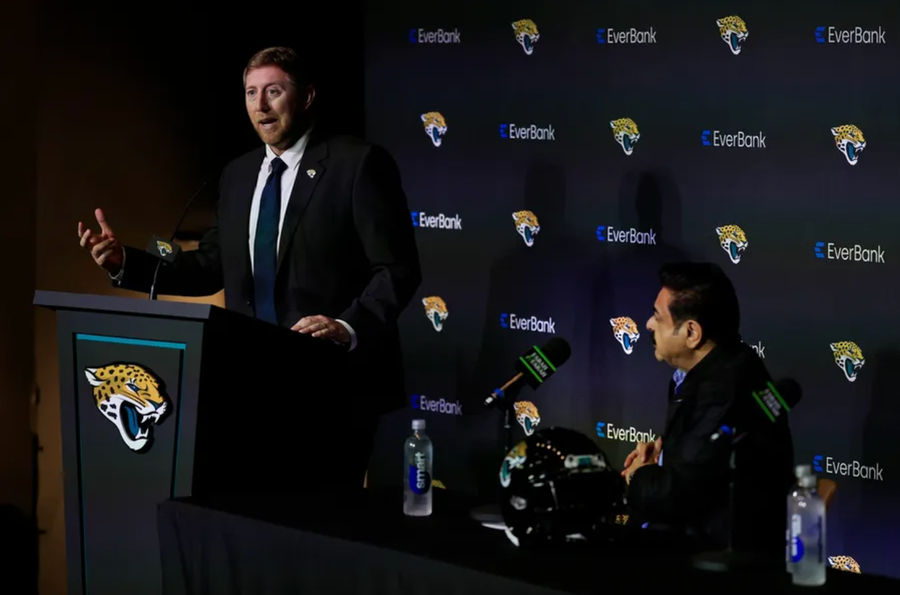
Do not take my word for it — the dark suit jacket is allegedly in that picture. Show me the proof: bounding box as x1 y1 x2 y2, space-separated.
119 132 421 413
627 342 795 557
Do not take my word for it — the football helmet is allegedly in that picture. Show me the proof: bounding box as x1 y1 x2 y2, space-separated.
499 426 626 546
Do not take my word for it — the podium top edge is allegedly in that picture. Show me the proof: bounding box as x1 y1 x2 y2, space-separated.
34 289 220 320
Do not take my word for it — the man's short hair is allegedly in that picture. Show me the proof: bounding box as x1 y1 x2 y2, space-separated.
243 46 313 88
659 262 740 346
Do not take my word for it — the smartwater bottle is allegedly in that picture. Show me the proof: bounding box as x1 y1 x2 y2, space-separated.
403 419 433 516
787 464 826 586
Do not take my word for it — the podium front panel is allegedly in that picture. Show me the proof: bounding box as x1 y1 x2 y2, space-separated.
57 310 204 595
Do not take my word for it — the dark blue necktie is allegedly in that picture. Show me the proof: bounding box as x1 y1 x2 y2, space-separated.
253 157 287 324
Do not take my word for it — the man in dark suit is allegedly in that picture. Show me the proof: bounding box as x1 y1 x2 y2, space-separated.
77 46 421 488
620 262 794 561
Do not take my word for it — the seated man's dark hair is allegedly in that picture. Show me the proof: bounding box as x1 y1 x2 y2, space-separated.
658 262 741 347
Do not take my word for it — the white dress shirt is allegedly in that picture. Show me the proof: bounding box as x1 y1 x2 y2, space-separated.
248 131 357 350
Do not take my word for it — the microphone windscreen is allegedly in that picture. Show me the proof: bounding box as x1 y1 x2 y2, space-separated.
540 337 572 367
774 378 802 408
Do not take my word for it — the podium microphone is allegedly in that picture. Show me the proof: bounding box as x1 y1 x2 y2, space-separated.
484 337 571 407
148 180 208 300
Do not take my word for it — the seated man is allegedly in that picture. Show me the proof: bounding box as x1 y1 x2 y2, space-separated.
621 262 794 559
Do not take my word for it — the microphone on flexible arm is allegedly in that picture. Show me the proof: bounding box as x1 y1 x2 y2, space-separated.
484 336 572 407
695 377 802 572
147 180 208 300
709 377 802 444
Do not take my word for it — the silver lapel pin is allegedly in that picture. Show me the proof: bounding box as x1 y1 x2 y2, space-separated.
306 169 316 179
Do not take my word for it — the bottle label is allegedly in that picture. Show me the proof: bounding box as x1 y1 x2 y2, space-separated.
408 451 431 494
790 536 805 562
790 513 805 562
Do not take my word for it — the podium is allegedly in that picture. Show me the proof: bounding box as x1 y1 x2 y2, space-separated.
35 290 344 595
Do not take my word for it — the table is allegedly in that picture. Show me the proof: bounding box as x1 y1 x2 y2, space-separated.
157 489 896 595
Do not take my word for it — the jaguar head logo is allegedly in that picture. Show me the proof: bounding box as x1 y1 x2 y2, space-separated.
513 400 541 436
511 19 540 55
610 316 640 354
830 341 865 383
717 16 748 55
422 296 449 332
421 111 448 147
831 125 866 166
512 210 540 247
156 240 173 257
828 555 861 574
499 440 528 488
716 225 749 264
610 118 640 155
85 363 169 452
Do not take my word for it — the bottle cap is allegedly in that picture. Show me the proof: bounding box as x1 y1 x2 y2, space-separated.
794 464 813 478
412 419 425 430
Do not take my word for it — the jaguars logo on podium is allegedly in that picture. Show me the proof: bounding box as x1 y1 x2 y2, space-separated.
85 363 170 452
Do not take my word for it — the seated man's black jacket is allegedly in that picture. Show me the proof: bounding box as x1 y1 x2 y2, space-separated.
627 341 795 557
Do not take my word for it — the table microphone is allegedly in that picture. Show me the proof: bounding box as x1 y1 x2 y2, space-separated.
484 337 571 407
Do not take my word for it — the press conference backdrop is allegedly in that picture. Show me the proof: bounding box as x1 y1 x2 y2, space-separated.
363 0 899 578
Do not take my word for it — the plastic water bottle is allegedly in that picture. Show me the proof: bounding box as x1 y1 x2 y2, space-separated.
787 464 826 586
403 419 433 516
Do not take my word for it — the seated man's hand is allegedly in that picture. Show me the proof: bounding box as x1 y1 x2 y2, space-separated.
621 437 663 479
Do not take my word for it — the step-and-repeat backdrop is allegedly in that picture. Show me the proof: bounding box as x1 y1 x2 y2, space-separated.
364 1 899 577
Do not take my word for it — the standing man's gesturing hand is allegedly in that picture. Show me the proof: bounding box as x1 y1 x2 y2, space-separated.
78 208 124 275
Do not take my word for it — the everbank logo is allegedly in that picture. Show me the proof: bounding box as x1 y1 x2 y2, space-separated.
813 454 884 481
815 25 886 45
815 240 884 263
411 210 463 230
701 129 766 148
499 122 556 141
411 393 463 416
596 421 658 443
409 27 461 44
596 26 657 44
500 312 556 334
596 224 656 245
